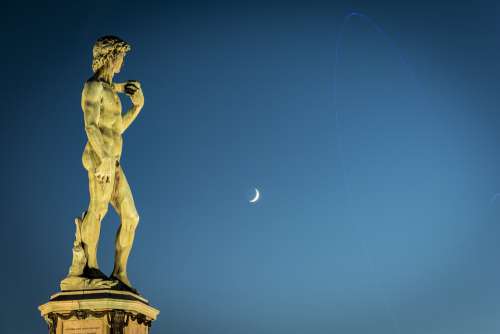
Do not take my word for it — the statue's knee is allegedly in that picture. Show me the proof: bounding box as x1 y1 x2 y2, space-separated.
120 208 139 230
128 212 140 229
81 205 107 230
117 212 139 248
90 204 108 220
119 198 138 228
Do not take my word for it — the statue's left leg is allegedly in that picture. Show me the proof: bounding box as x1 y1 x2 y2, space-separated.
110 165 139 289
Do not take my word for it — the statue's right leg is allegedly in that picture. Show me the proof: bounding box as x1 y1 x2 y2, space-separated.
81 170 115 270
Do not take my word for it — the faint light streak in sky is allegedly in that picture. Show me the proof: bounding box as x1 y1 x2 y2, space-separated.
490 193 500 205
332 10 416 334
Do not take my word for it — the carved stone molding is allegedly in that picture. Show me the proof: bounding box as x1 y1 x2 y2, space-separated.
42 308 152 334
44 313 58 334
108 310 127 334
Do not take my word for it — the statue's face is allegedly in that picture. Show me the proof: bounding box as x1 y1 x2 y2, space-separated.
113 52 125 74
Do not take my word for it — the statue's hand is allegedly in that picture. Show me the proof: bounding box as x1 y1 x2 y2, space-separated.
95 158 114 183
125 80 144 109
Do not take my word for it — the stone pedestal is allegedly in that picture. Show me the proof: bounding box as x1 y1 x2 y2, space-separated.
39 289 159 334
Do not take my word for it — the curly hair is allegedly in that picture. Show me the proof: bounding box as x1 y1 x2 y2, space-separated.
91 35 131 73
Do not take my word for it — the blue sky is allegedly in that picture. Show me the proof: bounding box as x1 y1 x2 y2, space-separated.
3 1 500 333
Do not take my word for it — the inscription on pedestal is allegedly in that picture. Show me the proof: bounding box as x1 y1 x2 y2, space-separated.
63 319 105 334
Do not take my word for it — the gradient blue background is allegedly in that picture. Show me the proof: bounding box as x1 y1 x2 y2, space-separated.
2 0 500 333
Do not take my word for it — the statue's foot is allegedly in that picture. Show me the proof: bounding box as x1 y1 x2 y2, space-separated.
60 276 118 291
83 266 109 280
111 273 139 295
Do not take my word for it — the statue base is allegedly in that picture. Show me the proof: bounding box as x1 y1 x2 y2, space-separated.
38 289 159 334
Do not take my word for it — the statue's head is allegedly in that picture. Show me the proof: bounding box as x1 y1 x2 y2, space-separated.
92 35 131 74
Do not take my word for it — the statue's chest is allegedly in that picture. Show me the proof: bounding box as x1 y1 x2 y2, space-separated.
99 89 122 126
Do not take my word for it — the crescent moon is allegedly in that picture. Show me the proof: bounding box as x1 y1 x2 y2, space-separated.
250 188 260 203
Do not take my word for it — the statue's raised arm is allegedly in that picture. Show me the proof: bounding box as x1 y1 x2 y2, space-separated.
121 80 144 133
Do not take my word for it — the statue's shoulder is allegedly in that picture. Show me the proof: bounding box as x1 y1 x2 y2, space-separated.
82 78 104 99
